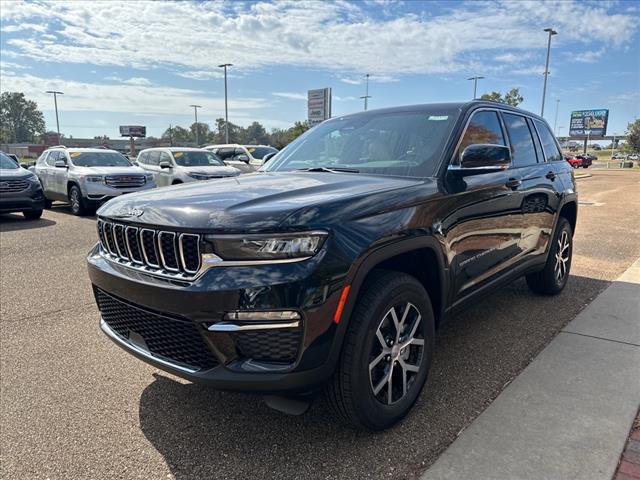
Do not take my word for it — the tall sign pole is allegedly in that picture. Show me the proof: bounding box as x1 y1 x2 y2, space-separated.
45 90 64 144
218 64 232 143
541 28 557 116
189 104 202 145
360 74 371 111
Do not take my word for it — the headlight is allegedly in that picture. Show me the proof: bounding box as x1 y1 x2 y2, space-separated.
26 174 41 183
85 175 104 183
204 231 327 261
187 172 209 180
144 173 154 181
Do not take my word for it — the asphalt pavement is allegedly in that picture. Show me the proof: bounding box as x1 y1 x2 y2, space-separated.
1 169 639 480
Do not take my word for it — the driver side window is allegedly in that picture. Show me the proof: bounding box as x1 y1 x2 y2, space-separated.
456 111 506 164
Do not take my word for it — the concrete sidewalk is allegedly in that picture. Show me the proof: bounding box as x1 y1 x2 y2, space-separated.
422 259 640 480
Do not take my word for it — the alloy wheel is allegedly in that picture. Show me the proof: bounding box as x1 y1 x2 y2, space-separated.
369 302 424 405
554 230 570 282
70 189 80 213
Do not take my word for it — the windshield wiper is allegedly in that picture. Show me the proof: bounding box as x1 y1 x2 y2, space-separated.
296 167 359 173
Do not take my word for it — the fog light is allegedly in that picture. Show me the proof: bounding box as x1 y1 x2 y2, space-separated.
224 311 301 321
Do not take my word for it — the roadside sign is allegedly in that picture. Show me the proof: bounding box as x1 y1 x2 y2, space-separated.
569 110 608 138
308 88 332 126
119 125 146 138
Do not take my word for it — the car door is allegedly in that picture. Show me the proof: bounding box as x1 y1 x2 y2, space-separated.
52 151 69 197
158 151 175 186
144 151 163 186
500 111 558 266
441 109 526 304
34 152 51 193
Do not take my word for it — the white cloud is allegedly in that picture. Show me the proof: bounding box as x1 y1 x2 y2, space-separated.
175 70 224 80
572 49 605 63
122 77 152 86
272 92 307 100
0 71 269 115
0 0 636 77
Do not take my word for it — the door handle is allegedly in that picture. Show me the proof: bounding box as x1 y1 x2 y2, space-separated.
545 171 556 180
506 178 522 189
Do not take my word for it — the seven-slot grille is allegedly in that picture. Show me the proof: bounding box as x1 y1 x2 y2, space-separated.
0 179 29 193
96 289 218 371
97 219 201 277
104 175 146 188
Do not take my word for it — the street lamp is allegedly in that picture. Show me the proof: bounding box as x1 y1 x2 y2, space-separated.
360 73 371 111
467 76 485 99
553 99 560 135
541 27 557 117
189 104 202 145
45 90 64 144
218 63 232 143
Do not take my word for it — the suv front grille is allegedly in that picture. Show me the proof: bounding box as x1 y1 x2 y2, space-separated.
0 179 29 193
97 220 201 279
231 328 302 363
96 289 218 371
105 175 146 188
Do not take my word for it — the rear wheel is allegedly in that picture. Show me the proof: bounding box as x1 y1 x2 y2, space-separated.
23 209 43 220
43 198 52 209
526 217 572 295
68 185 88 216
324 271 435 430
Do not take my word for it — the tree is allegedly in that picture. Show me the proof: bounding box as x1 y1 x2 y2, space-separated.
190 122 213 145
161 125 192 144
244 121 269 144
624 119 640 153
480 88 524 107
0 92 46 143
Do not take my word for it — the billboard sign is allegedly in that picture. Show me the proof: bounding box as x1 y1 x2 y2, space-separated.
308 88 332 126
569 109 608 138
119 125 146 138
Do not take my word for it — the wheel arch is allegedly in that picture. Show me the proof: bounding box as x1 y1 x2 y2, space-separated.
342 237 447 330
558 200 577 235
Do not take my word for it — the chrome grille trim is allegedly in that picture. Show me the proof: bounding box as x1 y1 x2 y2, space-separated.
104 175 146 188
124 226 144 264
113 224 129 260
157 231 180 272
178 233 201 274
0 179 29 193
139 228 160 268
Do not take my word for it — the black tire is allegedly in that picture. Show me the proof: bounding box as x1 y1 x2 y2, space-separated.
172 180 183 185
23 209 43 220
582 165 588 169
526 217 573 295
324 270 435 431
43 198 53 209
68 184 88 216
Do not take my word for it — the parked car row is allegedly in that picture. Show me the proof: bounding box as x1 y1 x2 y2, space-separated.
564 153 595 168
13 144 279 217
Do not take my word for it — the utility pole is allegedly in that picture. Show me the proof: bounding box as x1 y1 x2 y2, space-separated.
611 133 616 160
169 124 173 146
360 73 371 111
189 104 202 145
45 90 64 144
541 27 557 117
553 99 560 135
467 76 485 99
218 63 232 143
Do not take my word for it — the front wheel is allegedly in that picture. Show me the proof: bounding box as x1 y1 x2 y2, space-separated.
23 209 43 220
324 271 435 430
526 217 573 295
68 185 88 216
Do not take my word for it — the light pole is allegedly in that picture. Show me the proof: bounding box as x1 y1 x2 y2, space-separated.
541 27 557 117
553 99 560 135
218 63 232 143
360 73 371 111
189 104 202 145
45 90 64 144
611 132 616 160
467 76 484 99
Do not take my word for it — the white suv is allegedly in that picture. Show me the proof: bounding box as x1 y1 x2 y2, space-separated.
135 148 240 187
204 144 278 172
32 147 155 215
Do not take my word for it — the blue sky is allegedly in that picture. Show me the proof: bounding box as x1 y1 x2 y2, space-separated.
1 0 639 139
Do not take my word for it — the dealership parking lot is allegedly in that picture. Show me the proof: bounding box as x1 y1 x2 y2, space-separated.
1 169 639 480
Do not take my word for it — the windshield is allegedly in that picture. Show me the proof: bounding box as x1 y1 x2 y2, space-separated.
173 151 224 167
264 107 459 177
70 151 132 167
0 152 19 169
246 146 278 159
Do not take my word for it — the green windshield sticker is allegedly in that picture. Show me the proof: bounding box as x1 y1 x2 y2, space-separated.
428 115 448 121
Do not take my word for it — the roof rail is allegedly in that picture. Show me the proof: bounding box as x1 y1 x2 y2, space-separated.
49 145 67 148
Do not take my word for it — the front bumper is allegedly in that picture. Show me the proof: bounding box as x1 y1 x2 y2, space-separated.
0 185 45 213
87 244 348 394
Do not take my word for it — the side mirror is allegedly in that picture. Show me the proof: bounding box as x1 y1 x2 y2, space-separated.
457 144 511 171
20 163 30 169
54 160 68 168
235 154 249 163
262 152 277 163
159 161 172 169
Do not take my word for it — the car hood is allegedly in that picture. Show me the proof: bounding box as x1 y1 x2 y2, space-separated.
72 166 148 176
182 165 240 176
98 171 430 231
0 168 36 181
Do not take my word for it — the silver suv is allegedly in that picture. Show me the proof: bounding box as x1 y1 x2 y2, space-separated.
204 144 278 173
33 147 155 216
135 148 240 187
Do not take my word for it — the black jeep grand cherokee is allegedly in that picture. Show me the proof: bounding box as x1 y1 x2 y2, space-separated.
87 101 576 430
